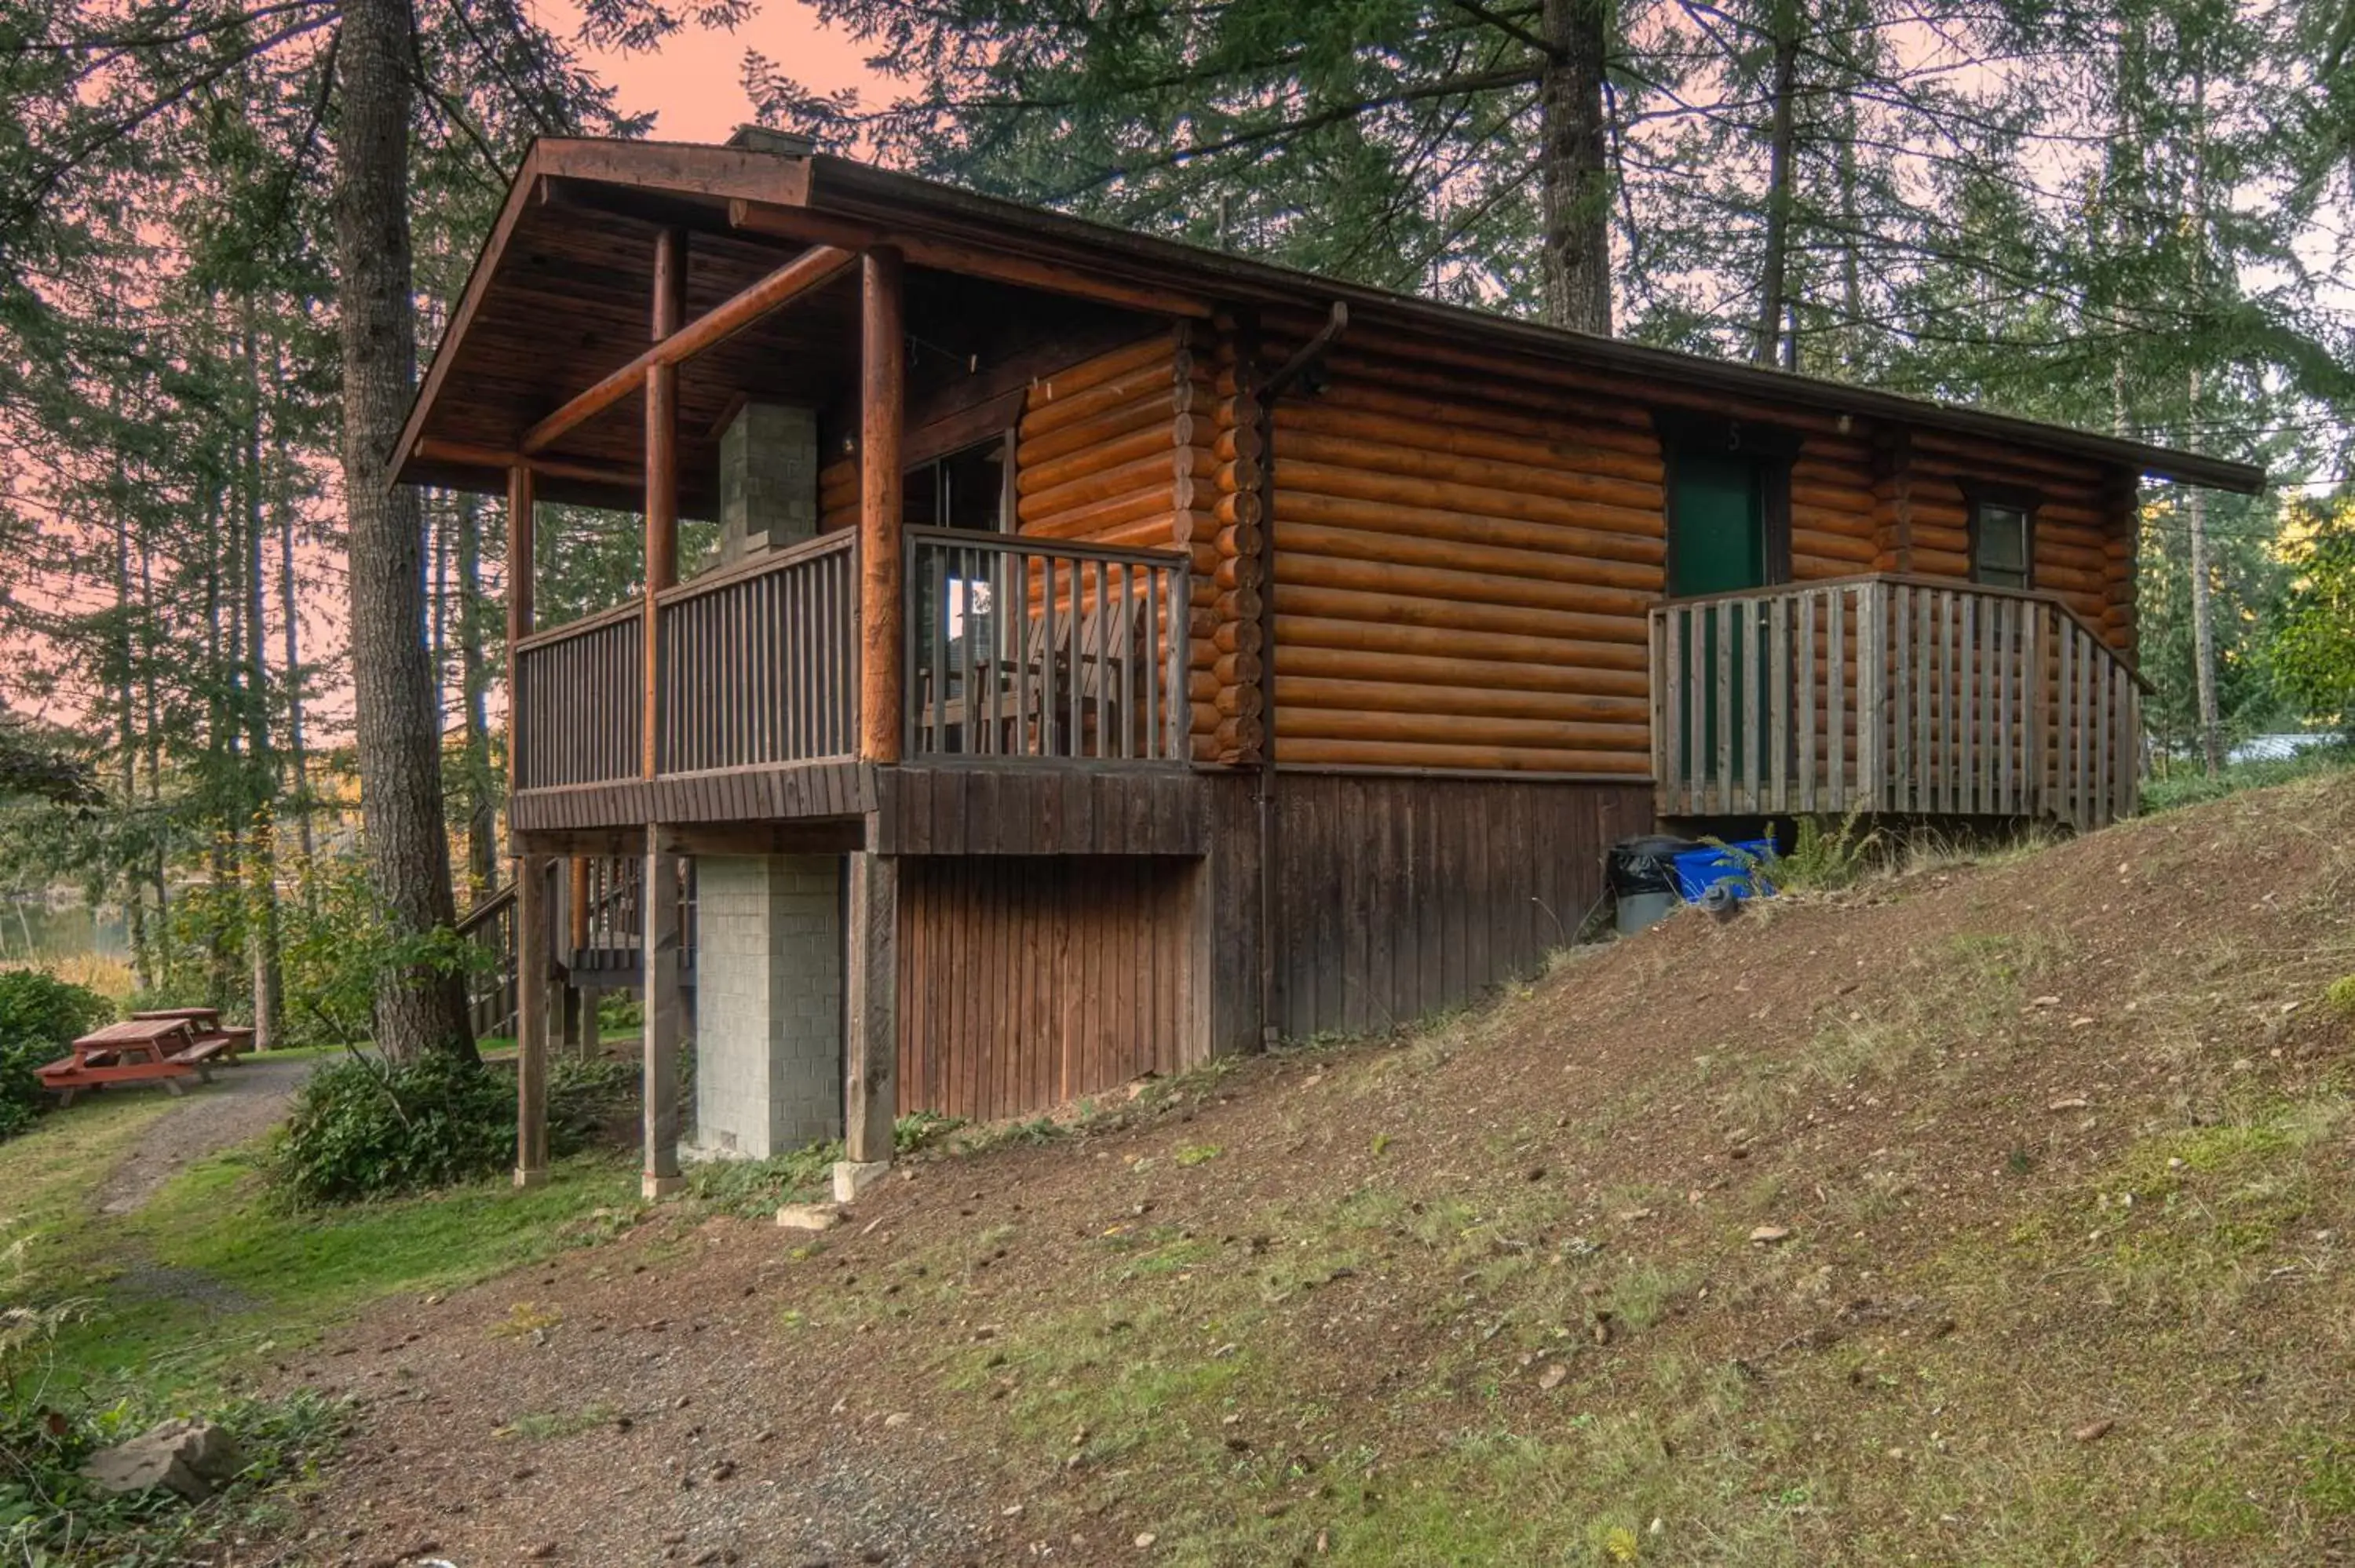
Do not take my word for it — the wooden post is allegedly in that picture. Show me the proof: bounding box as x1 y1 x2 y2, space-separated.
841 851 898 1180
514 854 550 1188
643 226 685 779
641 830 685 1198
564 855 590 1056
506 465 545 1188
505 465 535 786
859 247 905 763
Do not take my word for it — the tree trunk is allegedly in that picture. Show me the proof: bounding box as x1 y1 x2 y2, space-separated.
334 0 476 1063
1754 13 1802 366
272 342 316 884
1537 0 1612 334
457 491 497 900
111 382 150 994
241 313 283 1052
2184 67 2223 778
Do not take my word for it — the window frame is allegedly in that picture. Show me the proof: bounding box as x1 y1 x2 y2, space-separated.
1961 480 2041 592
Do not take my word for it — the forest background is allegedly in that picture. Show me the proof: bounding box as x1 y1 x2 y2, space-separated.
0 0 2351 1052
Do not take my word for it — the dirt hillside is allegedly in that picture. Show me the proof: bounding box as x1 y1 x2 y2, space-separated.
277 773 2355 1566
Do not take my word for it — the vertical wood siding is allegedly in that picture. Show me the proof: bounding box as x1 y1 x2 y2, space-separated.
895 854 1200 1121
1266 775 1654 1041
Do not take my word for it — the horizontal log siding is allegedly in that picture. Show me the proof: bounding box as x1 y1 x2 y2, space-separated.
896 854 1199 1121
1015 331 1222 762
1904 434 2137 659
1268 774 1653 1040
1263 328 1667 775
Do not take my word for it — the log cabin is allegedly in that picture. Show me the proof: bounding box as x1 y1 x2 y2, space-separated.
390 129 2265 1196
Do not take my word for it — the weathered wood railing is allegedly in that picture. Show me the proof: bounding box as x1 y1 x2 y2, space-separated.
456 882 520 1038
1649 575 2145 831
658 531 858 773
512 606 641 788
904 527 1190 764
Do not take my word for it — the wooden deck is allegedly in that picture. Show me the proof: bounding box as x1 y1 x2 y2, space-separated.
1649 574 2144 830
509 527 1193 841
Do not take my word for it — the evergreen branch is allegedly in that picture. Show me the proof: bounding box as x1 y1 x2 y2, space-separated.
1050 67 1544 201
1444 0 1560 61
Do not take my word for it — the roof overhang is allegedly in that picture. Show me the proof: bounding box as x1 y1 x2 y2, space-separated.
394 137 2268 501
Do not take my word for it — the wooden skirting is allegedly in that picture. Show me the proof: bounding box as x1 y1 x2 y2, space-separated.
871 765 1205 855
510 759 874 833
1263 771 1654 1041
896 854 1200 1122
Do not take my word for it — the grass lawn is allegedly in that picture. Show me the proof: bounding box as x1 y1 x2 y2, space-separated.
2 1099 643 1405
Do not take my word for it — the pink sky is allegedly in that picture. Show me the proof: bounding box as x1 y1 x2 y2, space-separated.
551 1 890 143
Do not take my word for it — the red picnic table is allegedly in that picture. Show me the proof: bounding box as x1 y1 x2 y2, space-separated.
38 1017 221 1106
130 1006 254 1060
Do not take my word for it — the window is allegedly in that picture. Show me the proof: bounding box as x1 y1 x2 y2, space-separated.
903 436 1010 533
1968 491 2034 589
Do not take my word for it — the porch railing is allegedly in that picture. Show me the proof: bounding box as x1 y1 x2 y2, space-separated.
512 605 641 789
904 527 1190 764
658 531 858 773
1649 574 2144 831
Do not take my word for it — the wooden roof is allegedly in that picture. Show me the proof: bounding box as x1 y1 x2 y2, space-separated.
395 137 2267 507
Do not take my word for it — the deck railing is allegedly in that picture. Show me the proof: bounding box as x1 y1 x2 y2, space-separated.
904 527 1190 764
658 531 858 773
1649 575 2144 831
513 606 641 789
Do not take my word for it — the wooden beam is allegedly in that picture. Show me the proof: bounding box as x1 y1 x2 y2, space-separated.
513 854 550 1188
729 199 1214 319
642 226 685 780
418 439 640 490
844 852 897 1165
860 247 906 763
641 831 685 1198
520 242 856 457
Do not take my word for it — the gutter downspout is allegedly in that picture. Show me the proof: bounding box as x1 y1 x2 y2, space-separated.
1254 302 1349 1048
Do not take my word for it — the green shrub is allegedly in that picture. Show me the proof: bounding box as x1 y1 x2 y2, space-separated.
0 968 113 1139
1771 810 1883 892
548 1054 636 1147
0 967 113 1046
272 1048 633 1207
272 1052 517 1205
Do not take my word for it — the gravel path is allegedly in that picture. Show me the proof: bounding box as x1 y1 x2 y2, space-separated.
92 1052 317 1215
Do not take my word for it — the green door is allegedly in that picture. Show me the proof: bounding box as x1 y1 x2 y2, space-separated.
1669 452 1770 784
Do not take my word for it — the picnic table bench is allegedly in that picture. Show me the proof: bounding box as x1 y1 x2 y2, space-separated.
38 1017 219 1106
130 1006 254 1061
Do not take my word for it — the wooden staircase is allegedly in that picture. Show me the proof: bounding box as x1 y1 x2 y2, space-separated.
458 855 697 1040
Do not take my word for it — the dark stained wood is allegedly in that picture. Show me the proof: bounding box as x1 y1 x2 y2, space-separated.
505 465 535 804
521 243 857 455
860 247 906 762
1264 773 1650 1043
867 767 1204 855
642 225 685 779
731 198 1214 319
845 853 898 1163
514 851 550 1187
895 854 1198 1122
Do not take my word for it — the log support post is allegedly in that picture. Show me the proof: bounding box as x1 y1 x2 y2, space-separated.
506 462 545 1188
639 228 688 1201
642 831 685 1199
858 247 905 762
836 851 897 1200
643 225 685 779
514 853 550 1188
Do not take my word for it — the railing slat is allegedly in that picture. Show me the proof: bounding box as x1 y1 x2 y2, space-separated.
900 528 1188 767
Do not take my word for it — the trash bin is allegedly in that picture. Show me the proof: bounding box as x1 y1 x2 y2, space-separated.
1670 838 1778 903
1607 835 1696 935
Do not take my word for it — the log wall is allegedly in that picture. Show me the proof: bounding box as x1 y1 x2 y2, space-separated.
895 853 1201 1121
1242 310 2142 775
1265 773 1654 1041
798 308 2145 786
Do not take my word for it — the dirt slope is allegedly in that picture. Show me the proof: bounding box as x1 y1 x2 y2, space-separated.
278 775 2355 1567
